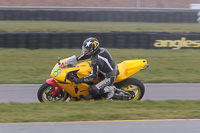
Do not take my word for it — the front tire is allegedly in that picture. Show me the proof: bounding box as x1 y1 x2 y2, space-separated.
37 82 68 102
114 77 145 100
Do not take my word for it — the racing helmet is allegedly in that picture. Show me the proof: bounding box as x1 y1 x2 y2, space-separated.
82 37 100 57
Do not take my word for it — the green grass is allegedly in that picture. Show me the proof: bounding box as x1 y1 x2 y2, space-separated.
1 21 200 32
0 48 200 84
0 100 200 123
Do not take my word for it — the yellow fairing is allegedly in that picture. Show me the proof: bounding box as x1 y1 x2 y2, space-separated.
50 64 77 83
76 61 92 78
74 60 147 83
57 82 90 98
115 59 147 82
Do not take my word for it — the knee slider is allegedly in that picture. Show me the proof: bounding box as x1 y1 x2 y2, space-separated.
89 85 101 96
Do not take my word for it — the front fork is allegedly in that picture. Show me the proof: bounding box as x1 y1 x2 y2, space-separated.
46 78 62 97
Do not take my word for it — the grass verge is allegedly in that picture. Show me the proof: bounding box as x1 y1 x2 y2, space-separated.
0 100 200 123
1 21 200 32
0 48 200 84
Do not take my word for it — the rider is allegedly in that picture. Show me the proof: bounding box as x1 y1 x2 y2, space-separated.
73 37 118 100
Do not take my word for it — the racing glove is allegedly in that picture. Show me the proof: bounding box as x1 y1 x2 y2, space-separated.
74 78 84 84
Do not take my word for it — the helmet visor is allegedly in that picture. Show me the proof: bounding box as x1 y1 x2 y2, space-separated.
82 46 90 54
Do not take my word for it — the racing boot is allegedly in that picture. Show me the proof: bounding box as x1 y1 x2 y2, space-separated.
84 94 94 100
104 86 115 100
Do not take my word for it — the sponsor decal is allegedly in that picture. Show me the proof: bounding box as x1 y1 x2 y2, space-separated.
154 37 200 49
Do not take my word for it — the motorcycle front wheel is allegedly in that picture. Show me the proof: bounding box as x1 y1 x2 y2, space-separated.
114 77 145 100
37 82 68 102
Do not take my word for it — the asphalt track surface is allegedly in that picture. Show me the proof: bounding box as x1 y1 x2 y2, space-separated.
1 119 200 133
0 83 200 103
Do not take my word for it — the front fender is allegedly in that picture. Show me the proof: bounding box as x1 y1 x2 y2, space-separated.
46 78 62 96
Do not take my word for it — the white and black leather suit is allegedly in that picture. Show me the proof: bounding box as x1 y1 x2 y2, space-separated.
77 48 118 98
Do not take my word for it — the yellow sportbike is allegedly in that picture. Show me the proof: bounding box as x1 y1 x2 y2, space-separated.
37 55 149 102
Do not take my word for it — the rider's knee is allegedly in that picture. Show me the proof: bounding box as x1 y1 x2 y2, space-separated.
89 85 101 96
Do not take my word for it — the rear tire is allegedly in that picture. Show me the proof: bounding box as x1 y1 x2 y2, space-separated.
114 77 145 100
37 82 68 102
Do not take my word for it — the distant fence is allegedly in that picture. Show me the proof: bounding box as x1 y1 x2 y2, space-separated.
0 7 200 23
0 32 200 49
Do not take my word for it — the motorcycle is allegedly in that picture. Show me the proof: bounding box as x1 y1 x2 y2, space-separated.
37 55 149 102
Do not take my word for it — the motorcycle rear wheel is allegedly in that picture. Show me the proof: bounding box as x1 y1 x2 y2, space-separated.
37 82 68 102
114 77 145 100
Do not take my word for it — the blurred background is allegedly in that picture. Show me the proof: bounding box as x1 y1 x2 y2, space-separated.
1 0 200 8
1 0 200 49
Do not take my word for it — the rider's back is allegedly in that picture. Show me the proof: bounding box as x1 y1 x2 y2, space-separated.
92 48 117 77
